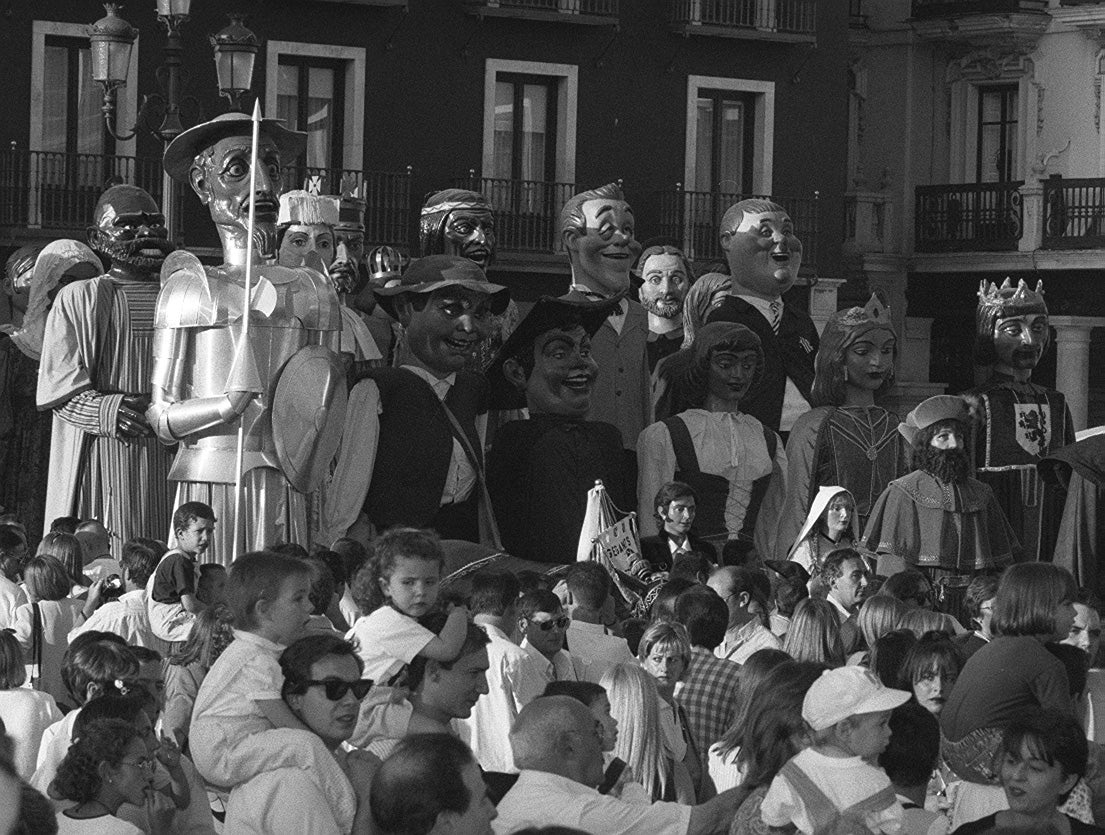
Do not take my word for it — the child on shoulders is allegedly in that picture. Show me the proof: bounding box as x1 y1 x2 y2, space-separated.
761 665 910 834
147 503 213 644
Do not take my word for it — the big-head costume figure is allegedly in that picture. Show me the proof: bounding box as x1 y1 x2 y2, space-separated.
560 182 648 454
485 295 628 564
967 278 1073 562
774 295 908 562
862 394 1020 577
419 188 518 374
704 199 817 435
36 187 176 556
320 254 509 546
637 243 694 371
149 113 345 562
3 241 100 546
637 322 786 562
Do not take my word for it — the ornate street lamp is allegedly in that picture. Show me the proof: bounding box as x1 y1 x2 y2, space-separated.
88 4 137 130
210 15 259 113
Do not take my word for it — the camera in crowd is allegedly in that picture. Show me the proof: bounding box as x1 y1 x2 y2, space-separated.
101 574 125 601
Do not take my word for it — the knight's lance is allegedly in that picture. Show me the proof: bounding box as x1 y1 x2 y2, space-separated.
232 100 263 560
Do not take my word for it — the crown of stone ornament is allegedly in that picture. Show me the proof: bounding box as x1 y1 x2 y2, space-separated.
837 293 891 330
978 277 1046 313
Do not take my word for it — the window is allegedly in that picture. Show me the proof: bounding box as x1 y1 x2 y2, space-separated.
977 84 1018 183
41 36 111 157
492 74 558 184
693 90 756 194
265 41 365 194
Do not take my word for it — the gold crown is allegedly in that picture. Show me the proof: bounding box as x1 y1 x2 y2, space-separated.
978 277 1046 312
837 293 891 329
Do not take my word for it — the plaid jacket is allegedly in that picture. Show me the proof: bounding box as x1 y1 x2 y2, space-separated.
675 646 742 765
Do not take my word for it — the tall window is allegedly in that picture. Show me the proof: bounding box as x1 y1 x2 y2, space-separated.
693 90 756 195
277 57 345 177
492 74 558 184
977 85 1018 183
41 36 110 156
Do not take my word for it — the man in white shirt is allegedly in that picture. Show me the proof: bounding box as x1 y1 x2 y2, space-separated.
74 519 123 582
708 566 781 663
565 562 634 683
460 571 545 773
494 695 747 835
823 548 869 654
519 590 586 686
68 540 166 651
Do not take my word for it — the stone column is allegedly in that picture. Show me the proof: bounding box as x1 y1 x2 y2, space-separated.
1050 316 1104 431
1018 179 1044 252
808 277 846 335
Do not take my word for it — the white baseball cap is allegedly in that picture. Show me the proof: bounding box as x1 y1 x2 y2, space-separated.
802 666 911 731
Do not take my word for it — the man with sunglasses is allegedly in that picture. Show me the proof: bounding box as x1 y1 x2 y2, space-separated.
224 633 379 834
518 590 586 688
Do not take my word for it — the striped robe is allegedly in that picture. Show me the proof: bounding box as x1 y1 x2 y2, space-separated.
37 276 174 556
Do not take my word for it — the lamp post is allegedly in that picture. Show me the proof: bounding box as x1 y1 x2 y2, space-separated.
87 2 259 239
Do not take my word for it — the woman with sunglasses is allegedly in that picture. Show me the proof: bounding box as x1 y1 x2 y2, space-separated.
53 718 151 833
224 634 379 835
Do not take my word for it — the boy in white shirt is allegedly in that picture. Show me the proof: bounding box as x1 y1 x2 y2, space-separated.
761 665 910 834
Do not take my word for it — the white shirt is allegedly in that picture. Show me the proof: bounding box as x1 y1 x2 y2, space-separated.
0 575 27 629
459 622 545 773
566 620 635 684
54 813 143 834
346 606 434 686
637 409 784 540
190 631 284 741
30 709 81 795
338 587 360 628
67 589 167 652
826 593 853 624
83 556 123 584
0 687 63 780
520 639 585 687
493 769 691 835
716 618 783 664
224 759 354 835
734 293 812 431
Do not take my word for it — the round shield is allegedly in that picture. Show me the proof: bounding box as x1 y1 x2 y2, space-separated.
273 345 348 493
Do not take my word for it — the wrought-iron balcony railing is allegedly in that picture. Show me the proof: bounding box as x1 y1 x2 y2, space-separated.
655 187 820 271
281 164 413 249
0 148 165 235
670 0 817 38
451 175 575 256
911 0 1047 18
914 182 1024 252
463 0 619 21
1043 177 1105 250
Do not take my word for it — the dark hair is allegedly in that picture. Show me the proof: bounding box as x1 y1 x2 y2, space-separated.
879 702 939 787
49 516 81 535
869 628 917 688
227 551 312 630
172 501 215 536
878 569 933 609
62 633 136 706
820 548 866 585
964 571 1001 621
910 419 968 471
270 542 310 558
1000 710 1088 799
36 532 84 586
674 587 728 650
23 555 72 602
302 556 336 616
169 604 235 670
352 528 444 614
132 537 168 561
621 618 648 657
714 647 791 760
468 571 520 617
1046 642 1088 698
566 562 611 610
516 570 551 596
775 575 809 618
899 632 964 689
670 552 714 583
650 578 697 623
369 733 479 835
74 693 150 735
314 549 348 588
120 539 158 588
406 612 490 692
280 634 364 699
993 562 1077 638
518 589 562 622
331 538 369 586
53 718 140 803
0 629 25 689
652 482 696 528
543 680 606 706
681 325 765 409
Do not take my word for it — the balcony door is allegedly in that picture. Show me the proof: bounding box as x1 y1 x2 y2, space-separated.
277 57 345 192
693 89 756 196
977 84 1018 184
490 73 560 224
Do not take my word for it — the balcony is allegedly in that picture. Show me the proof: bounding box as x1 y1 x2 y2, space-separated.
669 0 817 42
1044 177 1105 250
654 186 820 273
915 183 1023 253
0 148 167 243
452 175 574 257
462 0 619 25
910 0 1049 46
912 0 1045 15
280 164 413 250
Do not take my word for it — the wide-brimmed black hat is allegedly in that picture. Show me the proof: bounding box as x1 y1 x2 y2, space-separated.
163 112 307 183
374 254 509 321
487 294 621 409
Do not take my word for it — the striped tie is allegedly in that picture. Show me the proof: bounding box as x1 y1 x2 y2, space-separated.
769 300 782 334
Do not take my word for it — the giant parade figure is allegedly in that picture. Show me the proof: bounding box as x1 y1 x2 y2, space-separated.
967 278 1073 561
773 295 908 562
36 187 175 557
148 111 346 562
